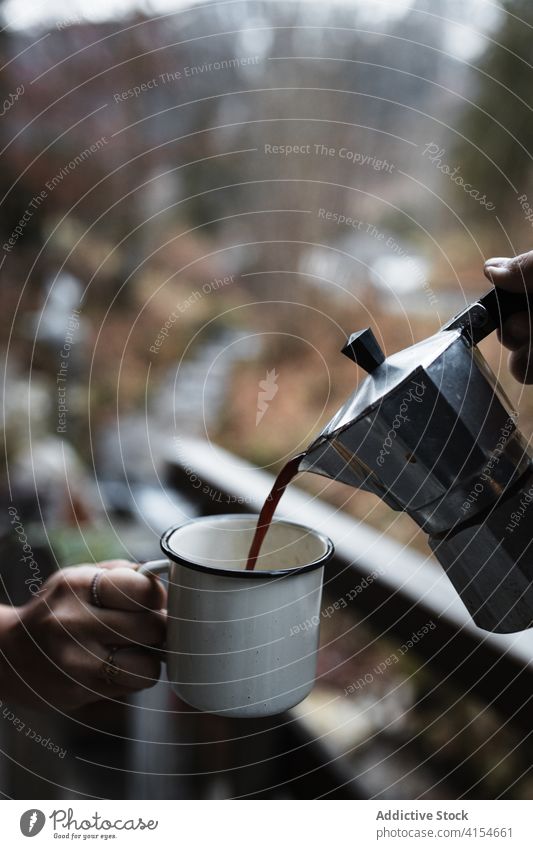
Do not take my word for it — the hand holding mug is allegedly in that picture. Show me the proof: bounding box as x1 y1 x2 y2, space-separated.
0 560 166 711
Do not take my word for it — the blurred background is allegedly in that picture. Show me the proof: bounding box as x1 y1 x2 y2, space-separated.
2 0 533 801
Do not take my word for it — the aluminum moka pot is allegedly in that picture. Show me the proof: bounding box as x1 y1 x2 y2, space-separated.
300 287 533 633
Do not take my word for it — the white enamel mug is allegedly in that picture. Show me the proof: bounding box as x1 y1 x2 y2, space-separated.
139 514 334 718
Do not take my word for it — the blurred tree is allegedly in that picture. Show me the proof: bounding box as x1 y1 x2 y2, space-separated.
455 0 533 220
0 1 47 305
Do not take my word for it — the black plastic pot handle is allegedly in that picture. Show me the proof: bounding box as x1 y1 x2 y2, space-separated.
479 286 531 327
442 286 531 344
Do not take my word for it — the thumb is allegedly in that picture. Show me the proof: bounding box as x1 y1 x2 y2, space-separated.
484 251 533 292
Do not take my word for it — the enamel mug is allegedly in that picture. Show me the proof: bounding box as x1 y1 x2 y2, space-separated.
139 514 334 718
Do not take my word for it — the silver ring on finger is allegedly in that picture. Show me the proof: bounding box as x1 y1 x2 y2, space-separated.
90 569 105 609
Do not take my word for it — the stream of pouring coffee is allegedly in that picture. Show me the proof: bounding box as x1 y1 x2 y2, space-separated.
245 453 306 571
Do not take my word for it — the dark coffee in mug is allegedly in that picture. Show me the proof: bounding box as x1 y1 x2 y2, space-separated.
246 453 306 570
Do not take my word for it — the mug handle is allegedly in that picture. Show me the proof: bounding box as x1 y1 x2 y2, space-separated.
138 559 170 578
137 560 170 660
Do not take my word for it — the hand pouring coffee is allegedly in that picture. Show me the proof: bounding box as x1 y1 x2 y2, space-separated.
249 286 533 635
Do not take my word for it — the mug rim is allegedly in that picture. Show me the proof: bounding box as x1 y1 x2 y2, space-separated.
160 513 334 579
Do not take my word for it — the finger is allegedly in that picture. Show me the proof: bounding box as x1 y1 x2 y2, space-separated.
484 252 533 292
71 560 137 573
57 562 154 606
498 312 532 351
94 646 162 692
508 345 533 384
96 567 166 611
90 609 166 647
